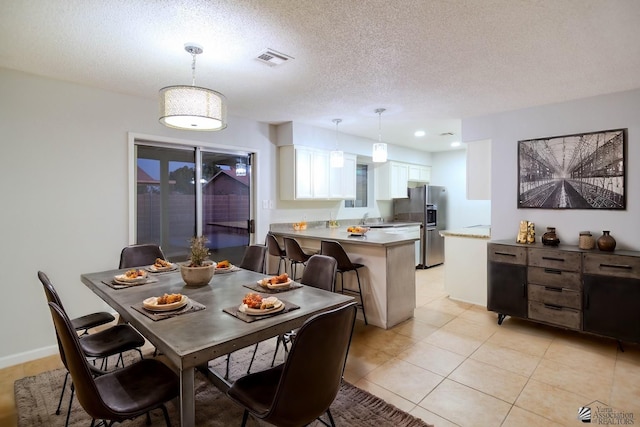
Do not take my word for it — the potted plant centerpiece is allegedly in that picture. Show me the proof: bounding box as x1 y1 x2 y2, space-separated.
180 236 216 286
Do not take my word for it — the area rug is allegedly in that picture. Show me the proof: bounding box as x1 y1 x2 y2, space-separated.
15 338 433 426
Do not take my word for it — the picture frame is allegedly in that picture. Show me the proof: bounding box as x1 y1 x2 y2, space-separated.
517 128 626 209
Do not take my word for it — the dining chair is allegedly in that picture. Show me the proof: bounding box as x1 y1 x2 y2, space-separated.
271 254 337 366
47 301 179 427
118 243 166 269
283 237 314 280
38 271 146 427
265 232 288 275
227 302 357 427
320 240 368 325
238 244 267 274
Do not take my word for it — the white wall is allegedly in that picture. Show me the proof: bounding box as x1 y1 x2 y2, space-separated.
0 68 433 367
462 88 640 249
430 150 491 230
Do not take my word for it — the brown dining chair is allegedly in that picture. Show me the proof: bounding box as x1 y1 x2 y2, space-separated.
271 254 337 366
321 240 368 325
38 271 146 426
119 243 166 269
238 244 267 274
265 232 288 275
47 301 179 427
283 237 313 280
227 302 357 427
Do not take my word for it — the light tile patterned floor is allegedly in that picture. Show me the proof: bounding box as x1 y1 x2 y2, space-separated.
3 265 640 426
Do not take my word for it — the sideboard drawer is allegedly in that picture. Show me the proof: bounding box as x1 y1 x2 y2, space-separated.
528 301 581 330
583 253 640 279
528 266 581 290
528 248 581 272
528 284 581 310
488 244 527 265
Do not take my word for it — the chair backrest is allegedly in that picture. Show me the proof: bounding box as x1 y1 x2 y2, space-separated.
38 271 70 370
119 244 166 269
266 232 285 257
320 240 355 271
239 244 267 273
300 255 337 292
283 237 310 263
47 301 116 421
266 303 357 425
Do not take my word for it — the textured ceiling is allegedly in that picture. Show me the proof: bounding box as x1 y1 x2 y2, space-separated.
2 0 640 152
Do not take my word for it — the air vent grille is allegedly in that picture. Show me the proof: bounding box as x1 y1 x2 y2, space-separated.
256 49 293 66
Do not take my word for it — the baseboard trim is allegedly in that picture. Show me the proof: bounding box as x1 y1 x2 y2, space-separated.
0 345 58 370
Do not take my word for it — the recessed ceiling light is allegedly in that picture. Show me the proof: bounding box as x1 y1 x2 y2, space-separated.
414 130 426 137
451 141 461 147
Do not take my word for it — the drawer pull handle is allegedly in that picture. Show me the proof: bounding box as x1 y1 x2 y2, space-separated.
544 303 563 311
543 268 562 275
542 256 565 262
544 286 562 292
495 252 516 257
600 263 632 270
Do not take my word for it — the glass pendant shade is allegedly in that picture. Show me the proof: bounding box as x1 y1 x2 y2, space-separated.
372 142 387 162
330 150 344 168
235 162 247 176
159 85 227 131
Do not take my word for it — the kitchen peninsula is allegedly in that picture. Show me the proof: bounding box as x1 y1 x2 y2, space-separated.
269 226 420 329
440 226 491 306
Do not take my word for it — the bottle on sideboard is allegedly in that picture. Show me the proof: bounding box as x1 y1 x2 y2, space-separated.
597 230 616 252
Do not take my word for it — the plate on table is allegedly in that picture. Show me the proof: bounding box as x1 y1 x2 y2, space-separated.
143 295 189 312
114 271 148 284
239 299 285 315
258 278 293 290
146 263 177 272
215 264 235 272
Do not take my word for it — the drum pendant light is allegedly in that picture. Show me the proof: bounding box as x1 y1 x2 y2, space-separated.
159 43 227 131
372 108 387 162
330 118 344 168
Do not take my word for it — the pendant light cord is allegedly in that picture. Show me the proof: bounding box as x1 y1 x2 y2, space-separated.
333 118 342 149
375 108 386 143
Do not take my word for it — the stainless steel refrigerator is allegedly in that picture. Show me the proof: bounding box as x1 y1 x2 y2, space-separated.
393 185 447 268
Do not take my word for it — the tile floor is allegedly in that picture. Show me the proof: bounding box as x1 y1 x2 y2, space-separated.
2 265 640 426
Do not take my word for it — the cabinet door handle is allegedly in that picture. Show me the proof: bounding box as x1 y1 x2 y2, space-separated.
542 256 565 262
522 283 527 297
495 252 516 257
544 286 562 292
600 263 632 270
544 303 563 311
543 268 562 275
585 294 590 309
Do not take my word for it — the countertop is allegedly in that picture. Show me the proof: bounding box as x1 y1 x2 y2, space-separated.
270 226 420 247
440 226 491 239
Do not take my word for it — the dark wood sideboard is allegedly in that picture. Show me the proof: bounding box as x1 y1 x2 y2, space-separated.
487 240 640 344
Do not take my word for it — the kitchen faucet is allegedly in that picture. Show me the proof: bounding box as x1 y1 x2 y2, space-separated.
361 212 369 225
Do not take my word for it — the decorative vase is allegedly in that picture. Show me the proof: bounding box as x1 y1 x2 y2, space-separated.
541 227 560 246
579 231 595 250
180 261 216 286
597 231 616 252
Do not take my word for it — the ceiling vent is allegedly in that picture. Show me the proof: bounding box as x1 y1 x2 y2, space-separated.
256 49 293 66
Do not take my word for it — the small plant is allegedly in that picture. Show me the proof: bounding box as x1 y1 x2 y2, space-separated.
188 236 210 267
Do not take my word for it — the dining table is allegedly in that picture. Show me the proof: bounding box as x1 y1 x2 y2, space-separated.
80 265 354 427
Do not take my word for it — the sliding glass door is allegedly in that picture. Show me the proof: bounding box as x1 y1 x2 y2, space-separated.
135 141 253 264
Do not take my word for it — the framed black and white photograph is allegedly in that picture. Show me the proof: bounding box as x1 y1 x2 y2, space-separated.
518 128 626 209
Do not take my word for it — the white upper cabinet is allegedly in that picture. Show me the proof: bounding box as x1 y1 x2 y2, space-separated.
280 146 356 200
408 164 431 183
376 161 409 200
466 139 491 200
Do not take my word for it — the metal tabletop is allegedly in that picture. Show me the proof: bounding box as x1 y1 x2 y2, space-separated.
81 267 353 427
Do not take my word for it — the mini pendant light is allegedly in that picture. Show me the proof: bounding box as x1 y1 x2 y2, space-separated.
330 118 344 168
159 43 227 131
372 108 387 163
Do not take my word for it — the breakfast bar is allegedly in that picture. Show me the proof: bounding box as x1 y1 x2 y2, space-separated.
270 226 420 329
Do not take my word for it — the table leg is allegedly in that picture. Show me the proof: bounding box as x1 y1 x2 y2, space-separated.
180 367 195 427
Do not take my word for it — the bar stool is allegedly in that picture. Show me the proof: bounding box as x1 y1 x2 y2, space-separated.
283 237 313 280
266 232 288 275
320 240 368 325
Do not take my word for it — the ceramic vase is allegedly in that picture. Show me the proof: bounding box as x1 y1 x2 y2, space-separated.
596 231 616 252
541 227 560 246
